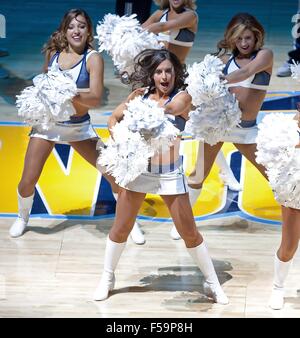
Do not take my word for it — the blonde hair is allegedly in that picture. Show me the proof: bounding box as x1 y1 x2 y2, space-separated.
216 13 265 56
42 8 94 54
154 0 197 10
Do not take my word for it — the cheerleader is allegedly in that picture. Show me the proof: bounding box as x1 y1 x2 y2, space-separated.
256 104 300 310
187 13 273 211
93 49 228 305
142 0 198 63
143 0 241 240
9 9 119 237
269 169 300 309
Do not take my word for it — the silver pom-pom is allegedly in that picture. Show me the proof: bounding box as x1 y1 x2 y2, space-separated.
97 96 180 186
270 153 300 209
96 14 138 54
16 63 77 128
96 14 162 74
256 113 300 209
256 113 299 170
185 95 241 146
16 86 48 127
123 96 180 151
185 55 226 106
33 64 77 119
123 96 168 135
97 123 153 187
185 54 241 145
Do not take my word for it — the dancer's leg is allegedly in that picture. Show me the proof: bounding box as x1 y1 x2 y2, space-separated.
112 191 145 245
215 151 241 191
162 194 228 304
70 139 119 192
269 206 300 309
94 189 146 300
170 141 222 240
234 143 267 179
10 138 54 237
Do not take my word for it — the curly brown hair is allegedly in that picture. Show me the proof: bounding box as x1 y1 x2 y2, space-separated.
215 13 265 57
129 49 187 92
42 8 94 54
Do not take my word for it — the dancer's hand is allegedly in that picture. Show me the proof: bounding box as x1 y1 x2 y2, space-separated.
127 87 147 101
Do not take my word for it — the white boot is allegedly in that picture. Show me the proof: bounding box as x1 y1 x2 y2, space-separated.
170 226 181 240
9 190 34 238
269 253 292 310
130 222 145 245
113 192 145 245
94 237 126 301
188 186 202 207
216 152 241 191
170 187 202 241
276 61 292 77
187 140 205 186
187 242 229 304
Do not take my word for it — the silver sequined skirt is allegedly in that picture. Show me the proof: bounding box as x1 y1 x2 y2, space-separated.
29 120 98 144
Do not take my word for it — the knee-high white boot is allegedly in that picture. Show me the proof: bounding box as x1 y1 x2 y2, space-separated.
113 192 145 245
94 237 126 301
269 253 292 310
216 152 241 191
170 187 202 240
187 241 229 304
130 222 145 245
9 189 34 238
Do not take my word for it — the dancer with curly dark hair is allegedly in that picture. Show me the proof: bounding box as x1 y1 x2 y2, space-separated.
93 49 228 305
143 1 242 241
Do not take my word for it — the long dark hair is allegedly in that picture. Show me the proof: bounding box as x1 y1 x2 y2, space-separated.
42 8 94 54
130 49 187 92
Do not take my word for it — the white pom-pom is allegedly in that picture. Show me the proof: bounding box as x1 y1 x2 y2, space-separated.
97 96 180 185
123 96 180 149
256 113 300 209
16 65 77 127
185 96 241 146
186 55 226 106
291 60 300 81
112 25 161 73
16 86 48 126
150 120 180 153
34 65 77 119
123 96 166 135
185 54 241 145
96 14 138 53
269 153 300 209
97 123 153 186
256 113 299 170
96 14 162 74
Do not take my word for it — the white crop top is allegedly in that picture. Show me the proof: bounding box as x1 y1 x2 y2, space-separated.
223 52 271 91
49 49 98 91
157 8 196 47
